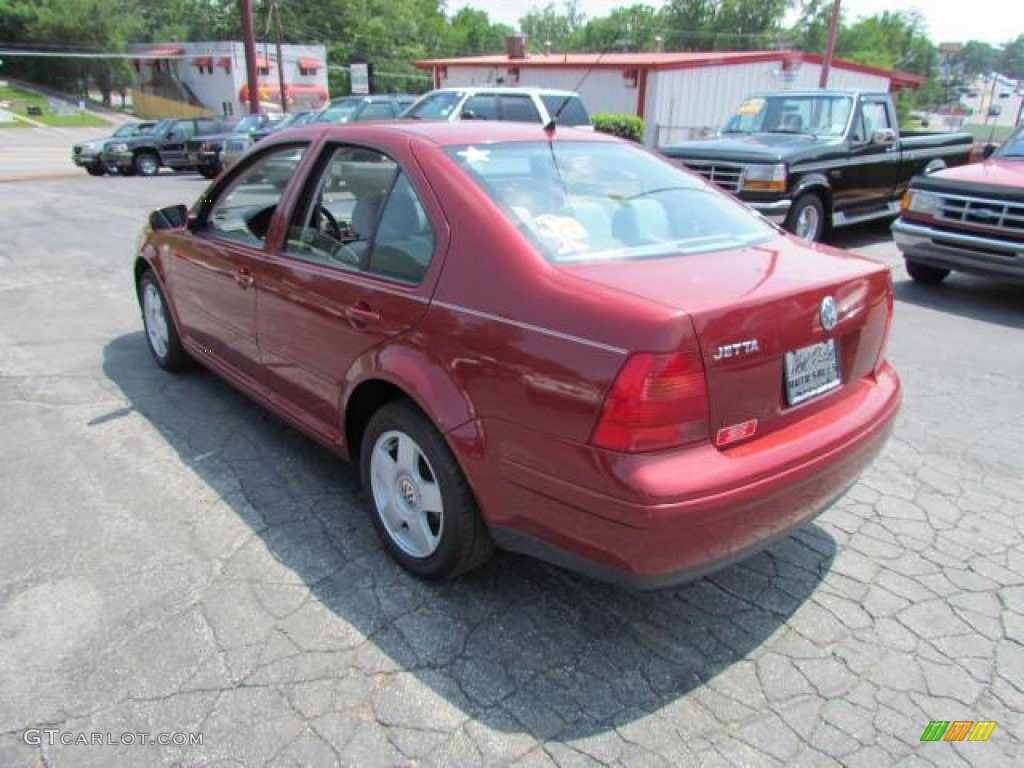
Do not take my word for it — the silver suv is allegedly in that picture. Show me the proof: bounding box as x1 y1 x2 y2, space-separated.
402 87 592 128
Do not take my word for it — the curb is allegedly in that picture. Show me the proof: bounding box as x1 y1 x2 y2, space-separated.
0 169 85 183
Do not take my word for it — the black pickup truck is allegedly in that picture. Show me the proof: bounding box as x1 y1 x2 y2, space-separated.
101 116 233 177
660 90 974 241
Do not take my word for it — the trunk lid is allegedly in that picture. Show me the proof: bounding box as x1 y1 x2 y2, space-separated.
562 235 892 446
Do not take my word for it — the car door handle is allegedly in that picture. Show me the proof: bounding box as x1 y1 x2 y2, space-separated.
233 268 254 288
345 303 381 325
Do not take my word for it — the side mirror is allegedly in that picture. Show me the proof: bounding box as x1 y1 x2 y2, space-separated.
982 143 996 160
149 204 189 231
871 128 897 146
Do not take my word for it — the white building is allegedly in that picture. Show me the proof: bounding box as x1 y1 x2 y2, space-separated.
129 41 329 119
416 48 924 146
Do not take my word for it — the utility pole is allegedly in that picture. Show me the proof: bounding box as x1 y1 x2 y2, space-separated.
819 0 841 88
240 0 261 114
273 0 288 113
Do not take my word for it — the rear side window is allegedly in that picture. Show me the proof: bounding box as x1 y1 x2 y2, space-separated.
541 95 590 126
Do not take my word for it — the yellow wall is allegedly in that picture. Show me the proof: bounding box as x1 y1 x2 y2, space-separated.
130 90 216 119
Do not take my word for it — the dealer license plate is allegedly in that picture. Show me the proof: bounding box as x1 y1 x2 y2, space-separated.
785 339 840 406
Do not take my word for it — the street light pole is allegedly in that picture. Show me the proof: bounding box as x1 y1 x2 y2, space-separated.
819 0 841 88
240 0 261 114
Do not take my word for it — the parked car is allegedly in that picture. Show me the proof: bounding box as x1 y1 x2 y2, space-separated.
403 86 592 129
219 111 319 174
660 90 974 241
892 123 1024 284
71 121 156 176
184 113 287 179
133 121 900 588
102 117 234 176
315 95 418 124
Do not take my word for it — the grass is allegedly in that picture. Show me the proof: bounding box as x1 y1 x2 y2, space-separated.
0 85 110 127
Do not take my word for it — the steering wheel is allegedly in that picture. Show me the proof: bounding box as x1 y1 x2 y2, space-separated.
318 205 343 241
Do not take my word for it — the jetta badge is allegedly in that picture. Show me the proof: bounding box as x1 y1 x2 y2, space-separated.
820 296 839 331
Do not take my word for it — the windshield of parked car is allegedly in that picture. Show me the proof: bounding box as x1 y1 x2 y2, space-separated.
996 126 1024 158
446 141 774 263
232 114 270 133
275 111 313 131
723 95 853 138
403 91 464 119
317 99 362 123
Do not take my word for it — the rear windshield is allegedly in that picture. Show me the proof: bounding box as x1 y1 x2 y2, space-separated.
445 141 772 263
540 94 590 127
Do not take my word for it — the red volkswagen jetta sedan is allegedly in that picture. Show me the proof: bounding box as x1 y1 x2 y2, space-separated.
134 121 901 588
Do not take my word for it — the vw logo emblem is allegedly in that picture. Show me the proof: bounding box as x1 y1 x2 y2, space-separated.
399 478 417 506
820 296 839 331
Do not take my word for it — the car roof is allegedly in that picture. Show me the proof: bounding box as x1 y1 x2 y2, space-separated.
427 86 580 97
265 120 616 148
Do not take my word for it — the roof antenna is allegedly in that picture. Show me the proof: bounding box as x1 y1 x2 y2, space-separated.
545 40 627 133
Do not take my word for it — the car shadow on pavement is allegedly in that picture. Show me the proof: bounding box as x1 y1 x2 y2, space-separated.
894 274 1024 330
102 332 835 740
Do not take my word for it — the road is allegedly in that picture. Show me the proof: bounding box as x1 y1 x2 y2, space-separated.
1 174 1022 767
0 125 118 181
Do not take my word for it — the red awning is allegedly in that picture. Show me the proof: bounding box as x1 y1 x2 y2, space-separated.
143 46 184 58
192 56 213 68
297 57 320 70
239 84 329 102
255 56 271 69
216 57 232 69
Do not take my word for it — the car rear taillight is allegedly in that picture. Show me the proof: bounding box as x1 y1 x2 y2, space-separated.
592 352 710 452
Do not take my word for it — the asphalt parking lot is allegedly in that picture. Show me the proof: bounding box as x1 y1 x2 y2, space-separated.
1 172 1022 767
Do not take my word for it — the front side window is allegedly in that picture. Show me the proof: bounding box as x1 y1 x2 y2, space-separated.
499 95 541 123
446 141 773 263
284 146 435 284
861 101 892 137
403 91 464 120
203 144 307 246
463 94 498 120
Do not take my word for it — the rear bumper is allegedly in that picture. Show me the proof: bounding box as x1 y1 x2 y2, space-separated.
892 218 1024 280
479 364 901 589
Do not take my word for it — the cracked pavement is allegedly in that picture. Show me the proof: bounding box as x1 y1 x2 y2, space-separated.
0 176 1022 767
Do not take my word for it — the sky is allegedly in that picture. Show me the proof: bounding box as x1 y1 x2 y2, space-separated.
448 1 1014 47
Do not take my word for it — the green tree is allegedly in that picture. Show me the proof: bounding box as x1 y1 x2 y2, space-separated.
574 5 660 52
519 0 585 53
999 34 1024 79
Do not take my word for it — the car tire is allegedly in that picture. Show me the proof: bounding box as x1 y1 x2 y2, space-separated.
785 193 826 242
360 401 494 580
85 165 105 177
906 260 950 285
139 271 193 371
134 152 160 177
